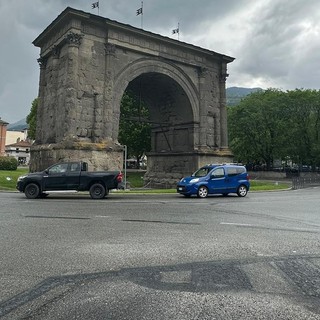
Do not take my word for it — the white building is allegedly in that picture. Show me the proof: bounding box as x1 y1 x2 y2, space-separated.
5 140 31 165
4 129 32 165
5 129 28 145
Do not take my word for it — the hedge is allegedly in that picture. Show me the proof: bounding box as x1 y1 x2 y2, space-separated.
0 157 18 170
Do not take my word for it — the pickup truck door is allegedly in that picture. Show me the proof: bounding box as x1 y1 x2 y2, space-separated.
43 163 69 190
66 163 81 190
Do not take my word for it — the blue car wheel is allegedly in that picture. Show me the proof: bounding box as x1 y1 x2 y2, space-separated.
197 186 208 198
237 185 248 197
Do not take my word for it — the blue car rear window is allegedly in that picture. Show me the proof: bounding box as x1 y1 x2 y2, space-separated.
227 167 246 176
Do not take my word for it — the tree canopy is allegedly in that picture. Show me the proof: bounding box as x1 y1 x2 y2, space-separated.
118 91 151 168
228 89 320 169
26 98 38 140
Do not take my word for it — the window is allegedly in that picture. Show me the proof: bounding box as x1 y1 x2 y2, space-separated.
193 167 210 177
227 167 245 177
48 163 68 174
70 163 80 172
211 168 224 179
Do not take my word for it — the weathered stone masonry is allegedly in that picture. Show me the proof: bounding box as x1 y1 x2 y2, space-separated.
32 7 234 187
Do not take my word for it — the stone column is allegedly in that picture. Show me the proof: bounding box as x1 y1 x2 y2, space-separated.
104 42 116 140
198 67 208 149
51 46 60 141
213 114 219 148
219 63 229 149
64 32 82 141
35 56 47 144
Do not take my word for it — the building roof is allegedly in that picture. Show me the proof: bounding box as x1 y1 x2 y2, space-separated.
5 140 32 148
0 118 9 126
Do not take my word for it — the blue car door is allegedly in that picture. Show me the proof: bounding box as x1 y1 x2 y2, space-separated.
225 167 244 192
208 167 226 194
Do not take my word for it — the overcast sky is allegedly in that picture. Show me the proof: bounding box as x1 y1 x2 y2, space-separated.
1 0 319 123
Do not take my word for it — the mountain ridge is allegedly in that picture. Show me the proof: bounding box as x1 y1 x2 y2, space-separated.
226 86 263 106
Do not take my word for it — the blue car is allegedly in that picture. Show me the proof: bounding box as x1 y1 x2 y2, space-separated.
177 164 250 198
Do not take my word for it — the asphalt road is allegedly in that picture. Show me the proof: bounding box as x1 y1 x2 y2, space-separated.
1 188 320 319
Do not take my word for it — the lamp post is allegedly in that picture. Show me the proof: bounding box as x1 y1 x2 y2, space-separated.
123 145 127 190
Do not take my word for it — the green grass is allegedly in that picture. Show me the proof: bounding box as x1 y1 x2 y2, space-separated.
0 168 29 191
0 168 291 193
119 188 176 194
125 171 145 188
250 180 291 191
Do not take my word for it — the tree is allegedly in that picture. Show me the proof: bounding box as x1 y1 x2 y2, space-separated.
118 91 151 168
283 89 320 167
228 89 285 169
228 88 320 169
26 98 38 140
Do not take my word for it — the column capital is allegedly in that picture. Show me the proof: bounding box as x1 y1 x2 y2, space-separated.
197 66 208 78
51 45 60 57
37 56 47 69
65 32 83 47
105 43 116 56
219 71 229 82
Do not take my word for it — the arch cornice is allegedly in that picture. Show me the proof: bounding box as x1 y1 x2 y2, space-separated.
113 57 200 122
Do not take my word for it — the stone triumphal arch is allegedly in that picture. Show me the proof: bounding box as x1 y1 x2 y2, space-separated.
32 7 234 187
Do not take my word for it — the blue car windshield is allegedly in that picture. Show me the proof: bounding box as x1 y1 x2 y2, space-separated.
192 167 211 177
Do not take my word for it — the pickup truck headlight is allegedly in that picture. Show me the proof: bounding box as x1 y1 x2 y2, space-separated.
17 175 27 182
189 178 200 184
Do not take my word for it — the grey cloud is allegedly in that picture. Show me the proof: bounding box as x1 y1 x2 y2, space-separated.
139 0 251 35
0 0 319 123
232 0 320 89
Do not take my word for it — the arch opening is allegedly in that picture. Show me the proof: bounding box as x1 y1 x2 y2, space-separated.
124 72 196 154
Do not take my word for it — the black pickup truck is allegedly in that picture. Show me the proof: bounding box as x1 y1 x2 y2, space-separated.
16 161 123 199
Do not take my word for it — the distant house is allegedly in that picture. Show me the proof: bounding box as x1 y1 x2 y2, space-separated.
6 129 28 145
5 140 32 165
1 118 32 164
0 118 9 156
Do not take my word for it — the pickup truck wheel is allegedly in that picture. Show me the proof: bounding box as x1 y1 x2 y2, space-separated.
90 183 106 199
25 183 40 199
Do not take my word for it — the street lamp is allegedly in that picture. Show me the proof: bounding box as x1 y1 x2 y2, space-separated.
123 145 127 190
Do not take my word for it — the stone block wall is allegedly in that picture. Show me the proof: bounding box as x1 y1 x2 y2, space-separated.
30 142 123 172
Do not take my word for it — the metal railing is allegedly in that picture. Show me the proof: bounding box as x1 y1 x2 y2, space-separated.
292 175 320 190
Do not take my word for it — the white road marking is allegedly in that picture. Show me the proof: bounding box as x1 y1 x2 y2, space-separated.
220 222 254 227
